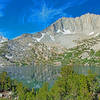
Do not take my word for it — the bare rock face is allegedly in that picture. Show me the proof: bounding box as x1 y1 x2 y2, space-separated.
43 13 100 35
13 14 100 48
27 13 100 48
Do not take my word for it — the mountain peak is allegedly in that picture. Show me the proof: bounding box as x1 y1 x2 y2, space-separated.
11 13 100 49
60 13 100 20
42 13 100 34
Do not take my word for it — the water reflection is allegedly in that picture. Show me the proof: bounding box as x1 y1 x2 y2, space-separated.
73 65 100 77
0 65 61 89
0 65 100 89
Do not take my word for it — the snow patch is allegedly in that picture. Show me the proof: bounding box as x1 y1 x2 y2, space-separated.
89 32 94 36
57 30 61 33
50 35 55 41
95 33 100 37
62 29 72 34
23 49 25 51
32 33 45 42
28 43 32 46
36 33 45 42
56 29 73 35
0 36 7 43
5 55 13 59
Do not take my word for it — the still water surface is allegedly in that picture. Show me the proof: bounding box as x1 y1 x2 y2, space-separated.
0 65 100 89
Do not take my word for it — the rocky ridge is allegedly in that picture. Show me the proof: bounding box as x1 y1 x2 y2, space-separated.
32 13 100 48
0 13 100 67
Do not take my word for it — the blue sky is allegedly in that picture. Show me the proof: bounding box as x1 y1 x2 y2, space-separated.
0 0 100 39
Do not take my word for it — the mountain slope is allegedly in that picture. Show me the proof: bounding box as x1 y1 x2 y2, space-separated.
0 13 100 67
27 13 100 48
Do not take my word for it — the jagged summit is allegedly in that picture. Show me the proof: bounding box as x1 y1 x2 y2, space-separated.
43 13 100 35
27 13 100 48
12 13 100 49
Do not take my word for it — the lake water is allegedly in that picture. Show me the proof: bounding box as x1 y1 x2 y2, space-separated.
0 65 100 89
73 65 100 77
0 65 61 89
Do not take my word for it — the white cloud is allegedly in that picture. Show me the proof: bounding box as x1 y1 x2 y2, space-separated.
29 0 88 25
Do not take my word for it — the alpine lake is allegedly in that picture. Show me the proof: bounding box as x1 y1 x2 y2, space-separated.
0 65 100 89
